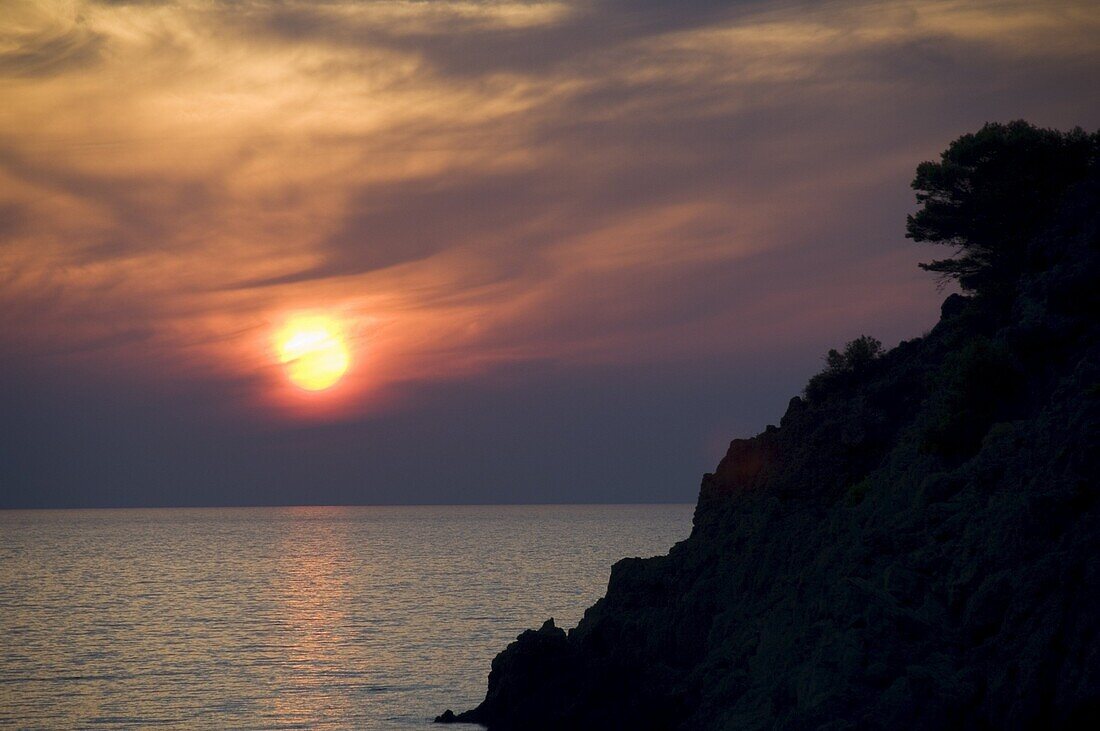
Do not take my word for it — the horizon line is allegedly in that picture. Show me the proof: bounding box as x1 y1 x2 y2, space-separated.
0 501 697 512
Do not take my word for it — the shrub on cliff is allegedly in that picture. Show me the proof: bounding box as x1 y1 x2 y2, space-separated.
804 335 884 402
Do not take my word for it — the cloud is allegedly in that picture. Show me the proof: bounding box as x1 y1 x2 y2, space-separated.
2 0 1098 504
1 0 1098 401
0 1 105 78
238 0 766 78
0 144 218 261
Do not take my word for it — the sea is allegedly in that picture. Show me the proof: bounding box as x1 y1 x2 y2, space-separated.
0 504 693 729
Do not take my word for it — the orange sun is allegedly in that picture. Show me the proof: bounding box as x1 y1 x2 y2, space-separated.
276 316 350 391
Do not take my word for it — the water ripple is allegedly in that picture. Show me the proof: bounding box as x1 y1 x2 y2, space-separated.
0 505 691 729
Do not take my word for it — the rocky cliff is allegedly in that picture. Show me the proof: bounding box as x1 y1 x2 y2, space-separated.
437 129 1100 729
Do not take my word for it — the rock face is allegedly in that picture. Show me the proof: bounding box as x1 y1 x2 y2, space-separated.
437 179 1100 729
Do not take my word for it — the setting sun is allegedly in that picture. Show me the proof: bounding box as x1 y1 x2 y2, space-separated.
277 317 350 391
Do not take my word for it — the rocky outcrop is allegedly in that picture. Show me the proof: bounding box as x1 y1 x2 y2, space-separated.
437 174 1100 729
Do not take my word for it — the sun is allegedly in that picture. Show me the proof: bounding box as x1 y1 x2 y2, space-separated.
276 316 350 391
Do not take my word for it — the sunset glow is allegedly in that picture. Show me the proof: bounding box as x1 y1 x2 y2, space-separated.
2 3 1098 725
2 0 1098 505
277 317 350 392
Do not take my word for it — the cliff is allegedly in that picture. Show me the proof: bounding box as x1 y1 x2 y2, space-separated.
437 128 1100 729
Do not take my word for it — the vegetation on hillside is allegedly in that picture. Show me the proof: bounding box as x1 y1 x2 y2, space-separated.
439 122 1100 730
906 120 1098 296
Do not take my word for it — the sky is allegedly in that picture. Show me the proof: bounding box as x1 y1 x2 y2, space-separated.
1 0 1098 508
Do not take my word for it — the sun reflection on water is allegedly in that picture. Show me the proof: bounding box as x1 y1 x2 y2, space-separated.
0 505 693 728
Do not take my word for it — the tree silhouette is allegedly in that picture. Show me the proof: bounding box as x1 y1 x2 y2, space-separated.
907 121 1099 296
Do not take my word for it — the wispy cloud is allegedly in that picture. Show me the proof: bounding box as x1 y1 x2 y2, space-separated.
1 0 1097 415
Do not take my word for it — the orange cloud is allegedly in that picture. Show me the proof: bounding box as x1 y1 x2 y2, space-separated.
1 0 1097 422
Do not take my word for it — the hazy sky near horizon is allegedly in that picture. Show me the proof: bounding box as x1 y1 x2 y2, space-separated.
2 0 1098 507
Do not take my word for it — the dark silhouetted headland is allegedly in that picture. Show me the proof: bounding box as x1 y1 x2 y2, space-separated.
437 122 1100 729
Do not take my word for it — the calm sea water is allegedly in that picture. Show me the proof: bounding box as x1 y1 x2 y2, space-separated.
0 505 692 729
